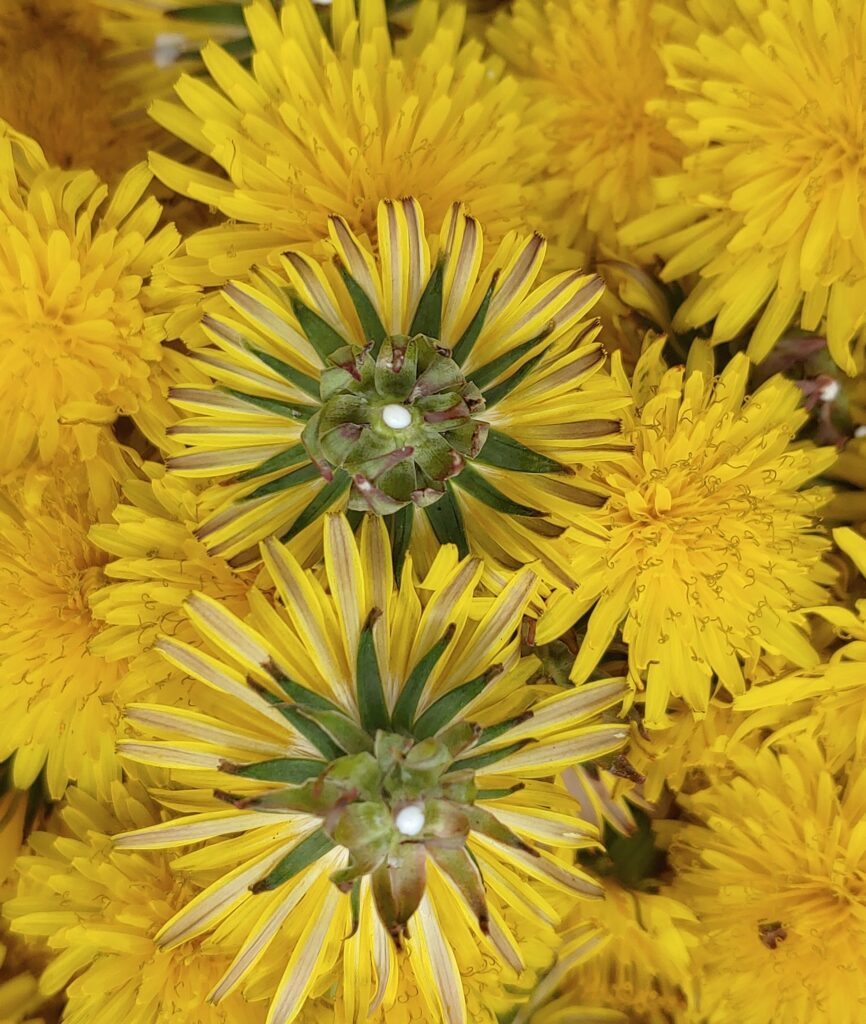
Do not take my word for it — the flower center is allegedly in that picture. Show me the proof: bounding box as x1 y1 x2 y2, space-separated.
301 334 488 515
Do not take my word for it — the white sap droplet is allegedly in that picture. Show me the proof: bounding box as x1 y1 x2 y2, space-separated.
395 804 425 837
855 425 866 438
818 379 840 403
153 32 187 69
382 404 412 429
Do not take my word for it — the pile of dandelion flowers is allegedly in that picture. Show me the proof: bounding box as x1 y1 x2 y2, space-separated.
115 515 628 1024
0 124 179 480
166 196 626 578
148 0 551 284
536 340 836 726
621 0 866 374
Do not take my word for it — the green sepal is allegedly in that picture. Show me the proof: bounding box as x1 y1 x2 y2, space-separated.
251 828 335 893
224 387 314 422
280 469 351 543
455 739 531 773
464 805 536 855
246 460 322 500
280 706 345 760
234 443 309 483
291 298 347 362
467 329 551 391
454 464 543 517
412 668 497 740
409 259 445 338
479 351 545 408
471 712 532 749
243 344 321 399
348 878 362 937
386 503 414 579
423 485 469 557
295 707 374 754
451 272 498 366
475 429 564 474
339 267 387 349
168 4 248 24
222 757 325 784
356 611 390 734
475 784 525 800
391 625 455 734
427 845 489 933
262 661 343 714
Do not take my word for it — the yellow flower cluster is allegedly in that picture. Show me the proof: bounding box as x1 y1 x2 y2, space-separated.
0 1 864 1022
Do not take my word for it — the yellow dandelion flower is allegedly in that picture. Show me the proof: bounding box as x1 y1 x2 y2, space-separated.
115 514 627 1024
0 0 173 181
0 931 57 1024
0 125 179 486
88 463 255 681
530 886 698 1024
667 740 866 1024
735 526 866 772
622 0 866 374
165 196 626 578
487 0 685 265
0 471 127 799
537 339 837 726
3 781 266 1024
521 771 699 1024
150 0 551 284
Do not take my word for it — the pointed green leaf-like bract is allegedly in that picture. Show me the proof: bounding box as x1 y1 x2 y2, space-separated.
467 328 551 392
280 706 345 760
409 259 445 338
390 626 455 734
224 388 314 422
475 429 564 474
423 485 469 557
386 503 414 579
229 758 326 784
339 267 387 348
450 273 498 366
454 464 543 517
235 443 309 483
481 351 544 408
412 670 493 740
291 299 347 362
251 828 335 893
356 612 390 733
247 461 322 500
243 344 321 399
280 469 352 543
456 739 532 773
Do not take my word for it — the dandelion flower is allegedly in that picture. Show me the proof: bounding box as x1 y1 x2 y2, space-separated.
0 0 171 181
622 0 866 374
149 0 551 284
88 464 256 682
667 741 866 1024
488 0 685 265
3 781 266 1024
0 125 179 486
0 471 127 798
115 515 627 1024
735 526 866 772
166 197 626 576
537 339 837 726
